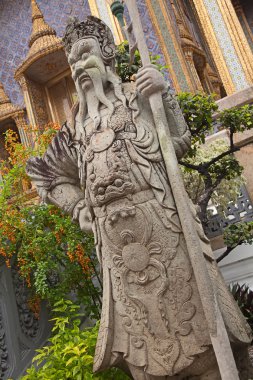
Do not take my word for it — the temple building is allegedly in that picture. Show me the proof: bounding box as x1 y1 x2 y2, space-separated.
0 0 252 124
0 1 253 377
0 0 252 115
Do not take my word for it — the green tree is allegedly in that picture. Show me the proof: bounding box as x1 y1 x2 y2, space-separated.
177 92 253 262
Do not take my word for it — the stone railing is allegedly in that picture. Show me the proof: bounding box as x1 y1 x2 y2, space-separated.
205 186 253 239
204 86 253 239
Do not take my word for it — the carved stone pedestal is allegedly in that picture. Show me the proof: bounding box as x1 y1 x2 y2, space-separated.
0 261 51 380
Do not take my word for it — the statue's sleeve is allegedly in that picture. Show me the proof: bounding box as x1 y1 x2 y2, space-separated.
162 91 191 159
26 123 84 217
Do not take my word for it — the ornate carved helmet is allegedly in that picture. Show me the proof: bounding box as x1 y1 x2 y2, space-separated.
63 16 115 64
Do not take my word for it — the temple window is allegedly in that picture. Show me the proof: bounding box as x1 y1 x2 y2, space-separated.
45 73 77 126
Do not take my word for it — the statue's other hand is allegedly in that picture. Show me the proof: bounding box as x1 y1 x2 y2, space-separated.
37 186 49 202
78 205 93 233
136 64 167 98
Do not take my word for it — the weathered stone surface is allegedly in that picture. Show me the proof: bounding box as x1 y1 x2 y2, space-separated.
27 16 252 379
235 144 253 201
216 85 253 111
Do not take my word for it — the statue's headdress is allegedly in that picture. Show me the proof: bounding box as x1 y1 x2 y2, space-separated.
63 16 115 63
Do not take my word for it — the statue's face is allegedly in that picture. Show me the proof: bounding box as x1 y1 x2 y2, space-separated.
68 37 103 91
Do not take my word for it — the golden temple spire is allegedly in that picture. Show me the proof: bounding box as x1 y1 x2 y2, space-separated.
31 0 43 19
0 82 11 105
0 82 21 119
15 0 62 79
29 0 57 47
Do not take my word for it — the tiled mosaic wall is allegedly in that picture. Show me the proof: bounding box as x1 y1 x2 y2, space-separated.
124 0 172 87
136 0 166 66
0 0 169 108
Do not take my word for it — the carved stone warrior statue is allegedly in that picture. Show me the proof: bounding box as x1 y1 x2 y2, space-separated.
27 16 252 380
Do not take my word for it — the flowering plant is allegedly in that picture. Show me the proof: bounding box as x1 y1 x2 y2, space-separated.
0 124 101 319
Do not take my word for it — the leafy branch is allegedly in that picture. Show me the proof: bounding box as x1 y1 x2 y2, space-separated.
178 93 253 232
216 222 253 263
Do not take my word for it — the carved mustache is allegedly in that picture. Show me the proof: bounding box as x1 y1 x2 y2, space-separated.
72 55 106 82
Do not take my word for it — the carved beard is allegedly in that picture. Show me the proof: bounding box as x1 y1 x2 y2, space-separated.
75 55 127 130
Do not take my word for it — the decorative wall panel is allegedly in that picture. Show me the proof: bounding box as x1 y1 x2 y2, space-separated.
0 263 51 379
202 0 249 90
205 186 253 238
146 0 191 91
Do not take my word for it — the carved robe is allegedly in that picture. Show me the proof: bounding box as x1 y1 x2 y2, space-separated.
27 83 251 377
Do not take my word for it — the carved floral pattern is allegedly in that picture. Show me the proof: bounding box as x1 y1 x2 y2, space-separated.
0 307 8 380
12 267 39 339
99 201 199 375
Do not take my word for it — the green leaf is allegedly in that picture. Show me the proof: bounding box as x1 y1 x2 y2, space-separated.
66 357 77 366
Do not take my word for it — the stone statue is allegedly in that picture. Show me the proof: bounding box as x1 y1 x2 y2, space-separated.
27 16 252 380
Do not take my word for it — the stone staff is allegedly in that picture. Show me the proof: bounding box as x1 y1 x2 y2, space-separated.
123 1 239 378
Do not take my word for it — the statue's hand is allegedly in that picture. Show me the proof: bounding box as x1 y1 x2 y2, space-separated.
73 200 93 233
37 186 48 202
136 64 167 98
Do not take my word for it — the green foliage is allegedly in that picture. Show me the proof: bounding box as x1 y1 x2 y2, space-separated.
224 222 253 249
178 93 253 156
20 300 130 380
16 204 101 318
115 41 141 82
230 283 253 332
220 104 253 134
178 92 253 231
181 139 244 210
177 92 218 157
115 40 168 82
0 126 101 319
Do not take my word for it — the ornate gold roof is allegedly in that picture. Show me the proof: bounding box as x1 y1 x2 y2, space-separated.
0 82 23 122
15 0 63 80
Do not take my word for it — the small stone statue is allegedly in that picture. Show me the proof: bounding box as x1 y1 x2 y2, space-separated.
27 16 252 380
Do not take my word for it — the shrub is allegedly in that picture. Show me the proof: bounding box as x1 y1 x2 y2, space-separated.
19 300 130 380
